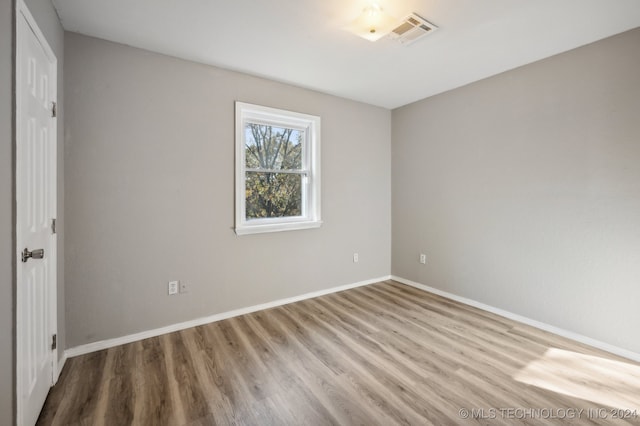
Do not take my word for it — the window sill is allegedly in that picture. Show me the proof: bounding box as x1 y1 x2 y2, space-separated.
235 220 322 236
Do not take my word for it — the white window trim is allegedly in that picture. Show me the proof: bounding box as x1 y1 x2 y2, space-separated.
235 102 321 235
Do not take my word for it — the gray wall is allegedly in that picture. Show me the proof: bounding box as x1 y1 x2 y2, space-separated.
392 28 640 353
25 0 66 369
64 33 391 348
0 0 15 422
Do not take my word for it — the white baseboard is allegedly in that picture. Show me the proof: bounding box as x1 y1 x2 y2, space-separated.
65 275 392 358
391 276 640 363
55 353 67 383
65 274 640 364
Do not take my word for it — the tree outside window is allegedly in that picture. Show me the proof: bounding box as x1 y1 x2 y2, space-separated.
245 124 303 219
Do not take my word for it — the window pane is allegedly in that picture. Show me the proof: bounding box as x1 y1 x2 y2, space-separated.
245 123 303 170
245 172 302 219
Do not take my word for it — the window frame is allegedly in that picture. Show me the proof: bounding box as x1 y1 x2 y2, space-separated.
235 102 321 235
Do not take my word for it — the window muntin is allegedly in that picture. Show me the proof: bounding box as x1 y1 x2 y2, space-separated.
235 103 321 235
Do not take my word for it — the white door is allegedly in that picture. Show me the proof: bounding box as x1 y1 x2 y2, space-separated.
16 1 58 425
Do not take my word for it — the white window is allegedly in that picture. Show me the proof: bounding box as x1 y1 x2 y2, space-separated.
235 102 321 235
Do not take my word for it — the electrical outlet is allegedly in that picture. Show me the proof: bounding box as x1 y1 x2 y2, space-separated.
179 281 189 294
419 254 427 264
353 253 359 263
168 280 179 295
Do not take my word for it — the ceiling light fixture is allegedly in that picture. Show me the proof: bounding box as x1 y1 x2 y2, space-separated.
346 3 396 42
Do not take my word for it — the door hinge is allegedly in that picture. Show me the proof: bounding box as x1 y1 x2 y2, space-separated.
51 218 57 234
51 334 57 351
51 101 57 118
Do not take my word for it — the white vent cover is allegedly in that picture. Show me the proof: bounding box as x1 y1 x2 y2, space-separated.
388 13 438 46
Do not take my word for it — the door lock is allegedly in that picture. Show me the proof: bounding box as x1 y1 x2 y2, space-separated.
22 248 44 263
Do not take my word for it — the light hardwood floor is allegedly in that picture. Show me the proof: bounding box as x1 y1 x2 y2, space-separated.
38 280 640 425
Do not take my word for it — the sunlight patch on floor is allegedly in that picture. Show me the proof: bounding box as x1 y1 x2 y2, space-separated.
513 348 640 410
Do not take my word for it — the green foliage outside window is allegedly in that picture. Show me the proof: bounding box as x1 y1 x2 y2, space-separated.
245 124 304 219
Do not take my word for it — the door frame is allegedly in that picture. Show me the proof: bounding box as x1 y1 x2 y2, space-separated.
15 0 58 423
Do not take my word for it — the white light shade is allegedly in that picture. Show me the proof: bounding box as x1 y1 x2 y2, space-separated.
346 4 397 42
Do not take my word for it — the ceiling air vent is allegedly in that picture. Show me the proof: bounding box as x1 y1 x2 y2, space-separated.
388 13 438 46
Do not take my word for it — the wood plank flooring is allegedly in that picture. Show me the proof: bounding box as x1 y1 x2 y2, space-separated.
37 280 640 425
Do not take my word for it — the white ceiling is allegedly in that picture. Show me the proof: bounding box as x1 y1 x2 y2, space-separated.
52 0 640 109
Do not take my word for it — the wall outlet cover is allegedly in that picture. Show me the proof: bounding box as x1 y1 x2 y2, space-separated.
168 280 179 295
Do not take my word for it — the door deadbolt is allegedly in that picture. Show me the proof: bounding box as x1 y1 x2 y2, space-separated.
22 248 44 263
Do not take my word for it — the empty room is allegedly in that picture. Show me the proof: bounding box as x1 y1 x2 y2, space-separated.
3 0 640 424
